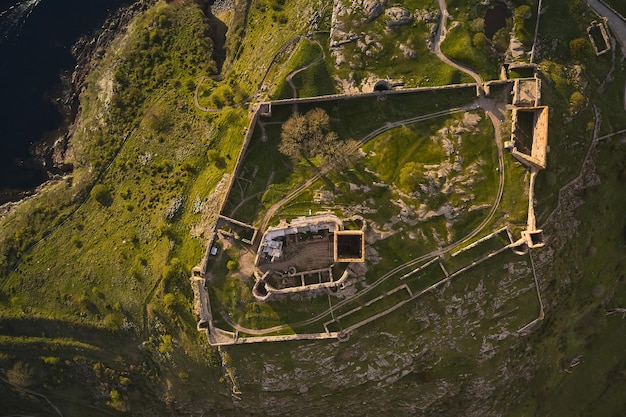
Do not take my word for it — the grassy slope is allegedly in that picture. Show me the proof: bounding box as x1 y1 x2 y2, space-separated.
1 0 625 415
0 1 234 414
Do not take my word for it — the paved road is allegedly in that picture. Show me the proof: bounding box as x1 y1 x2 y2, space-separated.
586 0 626 55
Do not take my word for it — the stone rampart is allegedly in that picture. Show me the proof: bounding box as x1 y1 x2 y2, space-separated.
263 82 477 108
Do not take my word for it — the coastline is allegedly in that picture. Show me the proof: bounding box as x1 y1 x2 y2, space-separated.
0 0 153 212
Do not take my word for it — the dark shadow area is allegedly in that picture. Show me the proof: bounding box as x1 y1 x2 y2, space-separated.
484 3 508 39
205 4 229 73
515 110 535 154
336 234 363 259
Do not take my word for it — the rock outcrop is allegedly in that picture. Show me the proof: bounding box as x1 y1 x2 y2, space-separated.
385 6 414 27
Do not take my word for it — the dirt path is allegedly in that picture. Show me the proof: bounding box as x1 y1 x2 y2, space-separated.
285 38 326 99
218 98 508 337
254 106 472 248
432 0 484 94
0 375 64 417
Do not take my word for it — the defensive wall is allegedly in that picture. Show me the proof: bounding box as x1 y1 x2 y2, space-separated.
190 78 547 345
261 82 478 111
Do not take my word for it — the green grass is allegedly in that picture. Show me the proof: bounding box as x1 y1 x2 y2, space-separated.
440 20 500 81
216 99 521 333
443 233 509 274
603 0 626 17
401 261 447 294
0 2 237 413
331 0 473 86
3 0 626 415
271 36 334 99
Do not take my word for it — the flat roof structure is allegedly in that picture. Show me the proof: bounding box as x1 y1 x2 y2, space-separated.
512 78 541 107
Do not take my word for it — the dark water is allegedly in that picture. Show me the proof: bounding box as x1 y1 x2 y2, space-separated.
0 0 132 201
484 3 508 39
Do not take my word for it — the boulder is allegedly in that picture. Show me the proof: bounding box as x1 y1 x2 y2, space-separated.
361 0 386 21
385 6 414 27
399 43 416 59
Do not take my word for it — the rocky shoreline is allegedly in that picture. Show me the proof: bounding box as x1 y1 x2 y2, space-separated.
0 0 154 209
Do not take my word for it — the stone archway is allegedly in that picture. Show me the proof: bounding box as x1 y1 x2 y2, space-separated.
374 79 392 92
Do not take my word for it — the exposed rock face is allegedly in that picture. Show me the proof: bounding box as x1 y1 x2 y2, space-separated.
508 36 525 59
399 43 417 59
33 0 154 180
361 0 386 21
385 6 414 27
414 8 440 23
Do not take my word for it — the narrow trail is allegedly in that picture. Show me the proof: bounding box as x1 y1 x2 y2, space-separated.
0 375 64 417
194 35 305 113
432 0 484 94
218 97 508 336
255 106 473 246
285 38 326 99
211 0 516 338
3 89 174 289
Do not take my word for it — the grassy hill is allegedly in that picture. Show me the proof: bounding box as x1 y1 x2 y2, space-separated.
0 0 625 415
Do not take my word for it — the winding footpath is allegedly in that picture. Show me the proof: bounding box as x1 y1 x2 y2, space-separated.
255 106 475 245
212 0 515 338
432 0 484 94
285 38 326 99
221 95 507 337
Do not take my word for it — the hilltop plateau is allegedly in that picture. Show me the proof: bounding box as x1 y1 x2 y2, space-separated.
1 0 625 416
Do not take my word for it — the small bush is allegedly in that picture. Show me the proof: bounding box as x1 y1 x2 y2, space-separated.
71 235 83 249
570 37 591 60
91 184 113 207
41 356 60 365
227 259 240 272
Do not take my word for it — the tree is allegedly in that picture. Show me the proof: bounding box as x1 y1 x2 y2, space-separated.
492 28 510 52
514 5 531 21
145 105 173 133
91 184 113 207
227 259 239 272
279 108 341 163
469 18 484 33
473 32 488 49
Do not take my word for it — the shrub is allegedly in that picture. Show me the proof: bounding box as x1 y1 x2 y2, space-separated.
71 235 83 248
473 33 488 49
569 91 585 114
492 28 509 52
6 361 36 387
41 356 60 365
227 259 239 272
164 292 177 310
569 37 591 60
91 184 113 207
